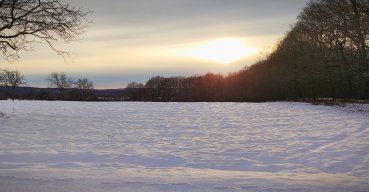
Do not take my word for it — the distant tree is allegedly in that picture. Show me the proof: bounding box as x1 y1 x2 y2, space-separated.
72 77 95 100
46 72 73 98
124 82 144 101
126 82 144 88
75 78 94 90
145 76 161 89
0 69 27 100
0 0 90 61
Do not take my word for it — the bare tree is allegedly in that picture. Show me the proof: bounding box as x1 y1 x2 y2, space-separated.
0 0 90 61
46 72 73 96
0 68 27 99
126 82 144 89
74 78 94 90
73 77 94 100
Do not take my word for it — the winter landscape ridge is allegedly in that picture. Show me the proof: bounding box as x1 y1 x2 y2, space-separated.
0 100 369 192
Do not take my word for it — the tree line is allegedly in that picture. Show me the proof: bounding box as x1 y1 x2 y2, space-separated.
0 70 96 100
126 0 369 102
263 0 369 100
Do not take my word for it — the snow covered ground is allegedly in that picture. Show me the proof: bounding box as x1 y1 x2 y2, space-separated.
0 100 369 192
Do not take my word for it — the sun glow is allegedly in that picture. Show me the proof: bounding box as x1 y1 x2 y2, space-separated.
183 38 261 64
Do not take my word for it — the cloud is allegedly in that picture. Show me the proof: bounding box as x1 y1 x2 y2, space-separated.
10 0 310 88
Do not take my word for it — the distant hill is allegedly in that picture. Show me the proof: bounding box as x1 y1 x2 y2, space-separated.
0 86 131 101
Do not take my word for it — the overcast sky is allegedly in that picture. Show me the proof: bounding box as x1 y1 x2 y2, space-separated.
2 0 310 88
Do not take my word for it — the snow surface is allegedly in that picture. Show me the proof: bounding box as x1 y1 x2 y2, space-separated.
0 100 369 192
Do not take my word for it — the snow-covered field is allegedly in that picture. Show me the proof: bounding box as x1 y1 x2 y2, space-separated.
0 100 369 192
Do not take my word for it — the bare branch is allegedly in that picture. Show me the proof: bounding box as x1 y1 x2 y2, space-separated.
0 0 90 61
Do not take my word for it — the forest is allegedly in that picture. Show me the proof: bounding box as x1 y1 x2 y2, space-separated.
1 0 369 102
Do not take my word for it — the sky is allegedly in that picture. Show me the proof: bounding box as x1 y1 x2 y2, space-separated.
1 0 310 89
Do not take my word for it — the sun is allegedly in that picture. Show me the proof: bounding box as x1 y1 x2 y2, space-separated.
183 38 261 64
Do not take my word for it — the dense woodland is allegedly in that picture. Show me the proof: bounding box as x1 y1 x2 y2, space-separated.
1 0 369 102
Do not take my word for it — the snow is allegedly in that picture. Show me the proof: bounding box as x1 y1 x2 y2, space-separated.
0 100 369 192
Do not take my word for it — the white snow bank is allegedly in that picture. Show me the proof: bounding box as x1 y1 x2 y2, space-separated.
0 101 368 192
